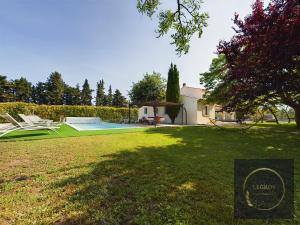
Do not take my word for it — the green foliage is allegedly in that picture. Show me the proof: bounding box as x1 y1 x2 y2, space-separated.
96 79 106 106
32 82 48 104
166 64 180 123
105 85 113 106
0 75 14 102
81 79 93 105
129 72 166 103
0 102 138 123
200 54 227 91
12 77 32 102
46 72 65 105
199 54 230 105
64 84 81 105
137 0 209 55
112 89 127 107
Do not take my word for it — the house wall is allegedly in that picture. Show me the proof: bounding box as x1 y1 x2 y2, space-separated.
137 85 222 125
138 99 218 125
138 106 182 124
196 102 216 124
180 95 198 125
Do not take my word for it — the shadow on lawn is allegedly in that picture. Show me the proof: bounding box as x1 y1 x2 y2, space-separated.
53 126 299 225
0 132 49 140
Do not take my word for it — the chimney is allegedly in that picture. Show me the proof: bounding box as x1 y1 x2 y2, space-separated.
182 83 186 87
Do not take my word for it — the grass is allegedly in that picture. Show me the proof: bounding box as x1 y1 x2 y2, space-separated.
0 124 148 142
0 123 299 224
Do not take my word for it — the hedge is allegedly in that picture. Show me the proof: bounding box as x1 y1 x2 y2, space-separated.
0 102 138 123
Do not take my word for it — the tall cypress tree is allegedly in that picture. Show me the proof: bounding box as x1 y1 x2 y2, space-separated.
106 85 113 106
96 79 105 106
166 63 180 124
81 79 93 105
73 84 81 105
46 72 64 105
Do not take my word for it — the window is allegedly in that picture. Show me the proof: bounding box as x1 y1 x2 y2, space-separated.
203 106 209 116
144 107 148 114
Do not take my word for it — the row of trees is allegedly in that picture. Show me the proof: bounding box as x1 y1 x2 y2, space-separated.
200 0 300 128
0 72 127 107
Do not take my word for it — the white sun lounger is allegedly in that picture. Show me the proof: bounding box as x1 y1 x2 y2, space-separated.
0 113 59 138
18 114 60 127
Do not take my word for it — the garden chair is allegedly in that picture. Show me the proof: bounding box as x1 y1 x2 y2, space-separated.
0 113 59 138
18 114 61 127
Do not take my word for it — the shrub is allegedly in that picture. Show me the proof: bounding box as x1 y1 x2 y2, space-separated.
0 102 138 123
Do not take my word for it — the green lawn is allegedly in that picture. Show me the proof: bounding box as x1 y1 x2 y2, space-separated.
0 124 148 142
0 124 299 224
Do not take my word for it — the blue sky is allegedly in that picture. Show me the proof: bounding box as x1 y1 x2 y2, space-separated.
0 0 258 96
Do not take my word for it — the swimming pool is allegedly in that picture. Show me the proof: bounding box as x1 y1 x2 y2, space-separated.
65 117 139 131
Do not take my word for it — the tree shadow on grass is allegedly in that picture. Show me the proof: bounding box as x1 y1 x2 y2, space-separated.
52 126 299 225
0 132 49 141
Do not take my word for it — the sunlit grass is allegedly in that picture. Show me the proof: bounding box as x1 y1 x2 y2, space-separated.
0 124 299 224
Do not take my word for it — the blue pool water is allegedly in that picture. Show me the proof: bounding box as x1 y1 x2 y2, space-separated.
67 121 138 131
65 117 140 131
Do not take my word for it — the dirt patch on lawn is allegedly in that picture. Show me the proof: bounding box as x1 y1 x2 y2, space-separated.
0 159 30 170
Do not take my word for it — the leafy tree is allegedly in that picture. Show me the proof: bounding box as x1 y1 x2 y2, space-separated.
166 63 180 123
81 79 93 105
105 85 113 106
73 84 82 105
96 79 106 106
0 75 14 102
278 104 294 123
112 89 127 107
12 77 32 102
32 82 48 104
201 0 300 128
129 72 166 103
137 0 209 55
46 72 64 105
64 84 81 105
200 54 227 92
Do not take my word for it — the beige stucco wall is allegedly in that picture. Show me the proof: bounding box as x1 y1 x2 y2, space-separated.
137 86 221 125
196 102 216 124
180 95 198 125
138 106 182 124
138 96 217 125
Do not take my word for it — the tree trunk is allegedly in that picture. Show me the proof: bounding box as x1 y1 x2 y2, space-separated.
257 111 264 122
294 106 300 129
282 107 291 123
268 107 279 125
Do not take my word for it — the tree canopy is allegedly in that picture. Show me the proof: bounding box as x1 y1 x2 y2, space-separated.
96 79 106 106
12 77 32 102
81 79 93 106
46 72 64 105
64 84 81 105
200 0 300 128
129 72 166 104
0 75 14 102
0 73 128 107
112 89 127 107
105 85 113 106
137 0 209 55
